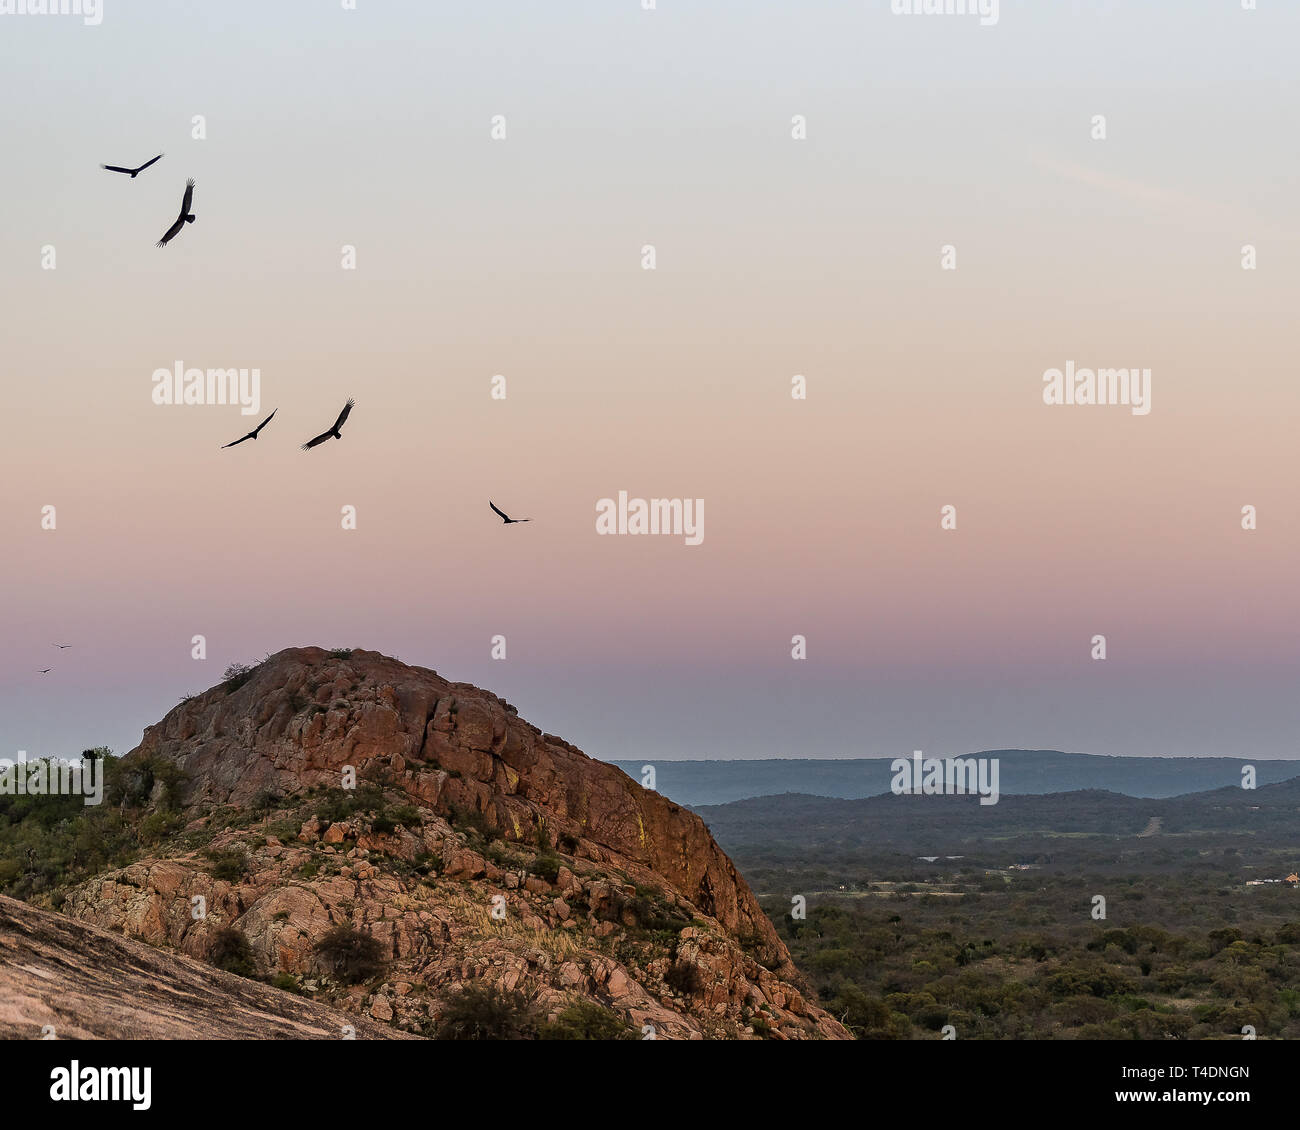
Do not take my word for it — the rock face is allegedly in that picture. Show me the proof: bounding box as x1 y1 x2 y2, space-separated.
61 647 850 1040
0 894 410 1040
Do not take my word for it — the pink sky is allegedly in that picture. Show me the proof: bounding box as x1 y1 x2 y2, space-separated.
2 1 1297 763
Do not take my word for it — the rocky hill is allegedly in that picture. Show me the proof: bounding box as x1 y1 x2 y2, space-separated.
55 647 848 1040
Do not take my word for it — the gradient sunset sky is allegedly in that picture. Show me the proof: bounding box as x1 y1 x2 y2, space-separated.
2 1 1298 764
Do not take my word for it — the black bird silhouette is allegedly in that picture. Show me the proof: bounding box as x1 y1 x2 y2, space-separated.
490 501 530 524
101 153 163 178
222 409 278 449
52 644 72 649
301 399 355 450
37 668 52 674
156 178 196 247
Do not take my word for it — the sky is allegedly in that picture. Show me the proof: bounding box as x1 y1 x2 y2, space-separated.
2 1 1298 765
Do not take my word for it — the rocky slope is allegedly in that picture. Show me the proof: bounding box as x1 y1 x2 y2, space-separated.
0 894 409 1040
59 647 849 1040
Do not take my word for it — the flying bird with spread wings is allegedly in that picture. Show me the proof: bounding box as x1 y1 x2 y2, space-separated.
222 410 278 449
37 668 52 675
101 153 163 178
490 501 531 524
301 399 355 450
156 178 196 247
52 644 72 649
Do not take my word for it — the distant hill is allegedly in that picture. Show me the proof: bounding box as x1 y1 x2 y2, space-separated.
693 775 1300 855
607 751 1300 806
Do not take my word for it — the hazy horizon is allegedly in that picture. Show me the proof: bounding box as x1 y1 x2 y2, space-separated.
4 2 1298 763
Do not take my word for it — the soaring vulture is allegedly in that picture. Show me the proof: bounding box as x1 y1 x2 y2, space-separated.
302 400 355 450
102 153 163 178
490 501 531 524
156 178 196 247
222 410 278 449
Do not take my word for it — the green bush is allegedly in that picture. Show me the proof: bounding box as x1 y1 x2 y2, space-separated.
268 820 299 843
412 852 441 876
209 926 257 978
665 959 702 996
250 788 282 813
447 803 498 842
540 1000 633 1040
271 972 301 994
113 755 187 810
315 785 384 825
530 851 562 883
206 848 249 883
313 925 386 985
138 810 183 845
370 806 422 836
434 984 539 1040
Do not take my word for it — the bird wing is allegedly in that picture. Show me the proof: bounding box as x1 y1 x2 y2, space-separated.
301 431 333 451
180 178 194 214
332 398 355 430
157 217 185 247
101 164 132 174
252 408 277 435
137 153 164 173
489 501 509 521
221 434 252 449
